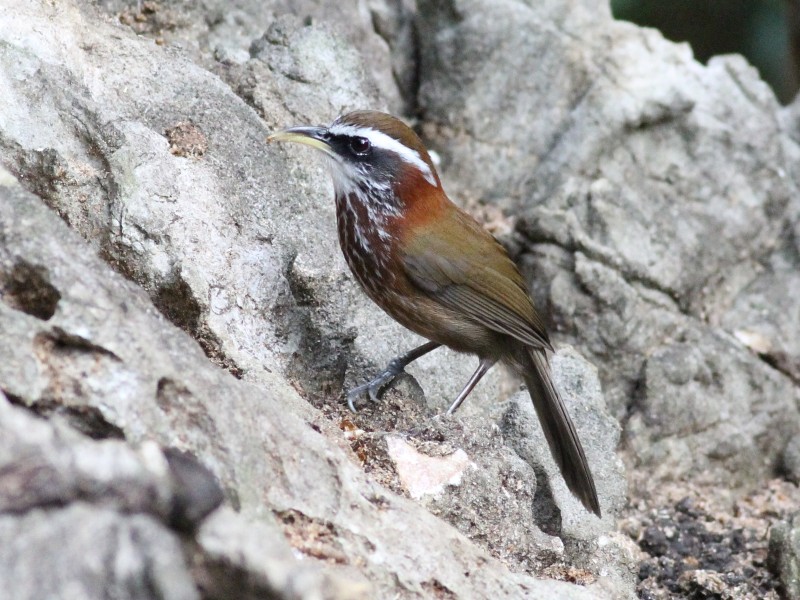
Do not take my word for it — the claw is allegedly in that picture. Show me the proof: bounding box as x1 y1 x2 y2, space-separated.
368 385 382 403
346 390 360 413
346 369 397 412
344 342 442 413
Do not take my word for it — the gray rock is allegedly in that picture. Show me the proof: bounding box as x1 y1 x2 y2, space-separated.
380 347 627 563
721 263 800 387
4 0 799 597
0 392 205 600
417 0 800 490
0 0 496 414
1 1 340 392
94 0 406 111
768 512 800 599
435 348 632 593
196 507 371 600
783 436 800 485
0 162 611 596
0 504 198 600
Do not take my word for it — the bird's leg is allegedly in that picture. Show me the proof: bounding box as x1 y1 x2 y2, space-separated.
445 358 496 415
347 341 442 412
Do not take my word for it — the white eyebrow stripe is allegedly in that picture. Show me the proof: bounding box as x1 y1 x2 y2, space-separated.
327 123 438 187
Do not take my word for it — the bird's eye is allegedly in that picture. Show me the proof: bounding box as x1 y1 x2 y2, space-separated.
349 137 371 156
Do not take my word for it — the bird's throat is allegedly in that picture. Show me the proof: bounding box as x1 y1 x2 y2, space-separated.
335 191 399 296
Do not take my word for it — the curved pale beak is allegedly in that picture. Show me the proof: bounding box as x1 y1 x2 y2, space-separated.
266 126 332 155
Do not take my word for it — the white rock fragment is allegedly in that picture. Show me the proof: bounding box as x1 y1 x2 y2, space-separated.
386 436 472 500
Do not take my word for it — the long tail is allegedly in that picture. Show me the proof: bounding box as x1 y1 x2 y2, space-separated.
520 348 601 517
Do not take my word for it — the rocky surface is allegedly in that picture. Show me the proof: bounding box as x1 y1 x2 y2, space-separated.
1 169 614 598
1 0 799 598
624 480 800 599
0 393 218 600
417 0 800 488
769 510 800 599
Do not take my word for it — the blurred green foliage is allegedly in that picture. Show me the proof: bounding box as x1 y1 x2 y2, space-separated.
612 0 796 103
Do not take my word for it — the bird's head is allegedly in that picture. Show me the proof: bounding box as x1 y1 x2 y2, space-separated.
267 111 441 206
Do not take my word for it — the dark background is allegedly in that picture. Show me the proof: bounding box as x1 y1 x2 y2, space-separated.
613 0 799 103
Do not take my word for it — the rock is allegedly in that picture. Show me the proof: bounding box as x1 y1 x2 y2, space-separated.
768 512 800 599
3 0 800 597
0 504 198 600
1 0 369 391
196 507 370 600
631 485 796 599
357 345 631 592
783 436 800 485
0 391 222 527
416 0 800 491
633 327 795 487
385 436 472 500
96 0 407 112
0 0 499 412
0 392 207 600
0 162 613 596
163 447 226 532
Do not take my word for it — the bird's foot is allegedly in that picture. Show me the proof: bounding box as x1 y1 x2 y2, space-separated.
345 342 442 412
346 360 407 412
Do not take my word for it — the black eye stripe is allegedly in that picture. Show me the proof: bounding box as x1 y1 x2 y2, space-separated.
327 134 377 162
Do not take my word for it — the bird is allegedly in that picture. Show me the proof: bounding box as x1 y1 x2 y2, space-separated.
267 110 600 517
